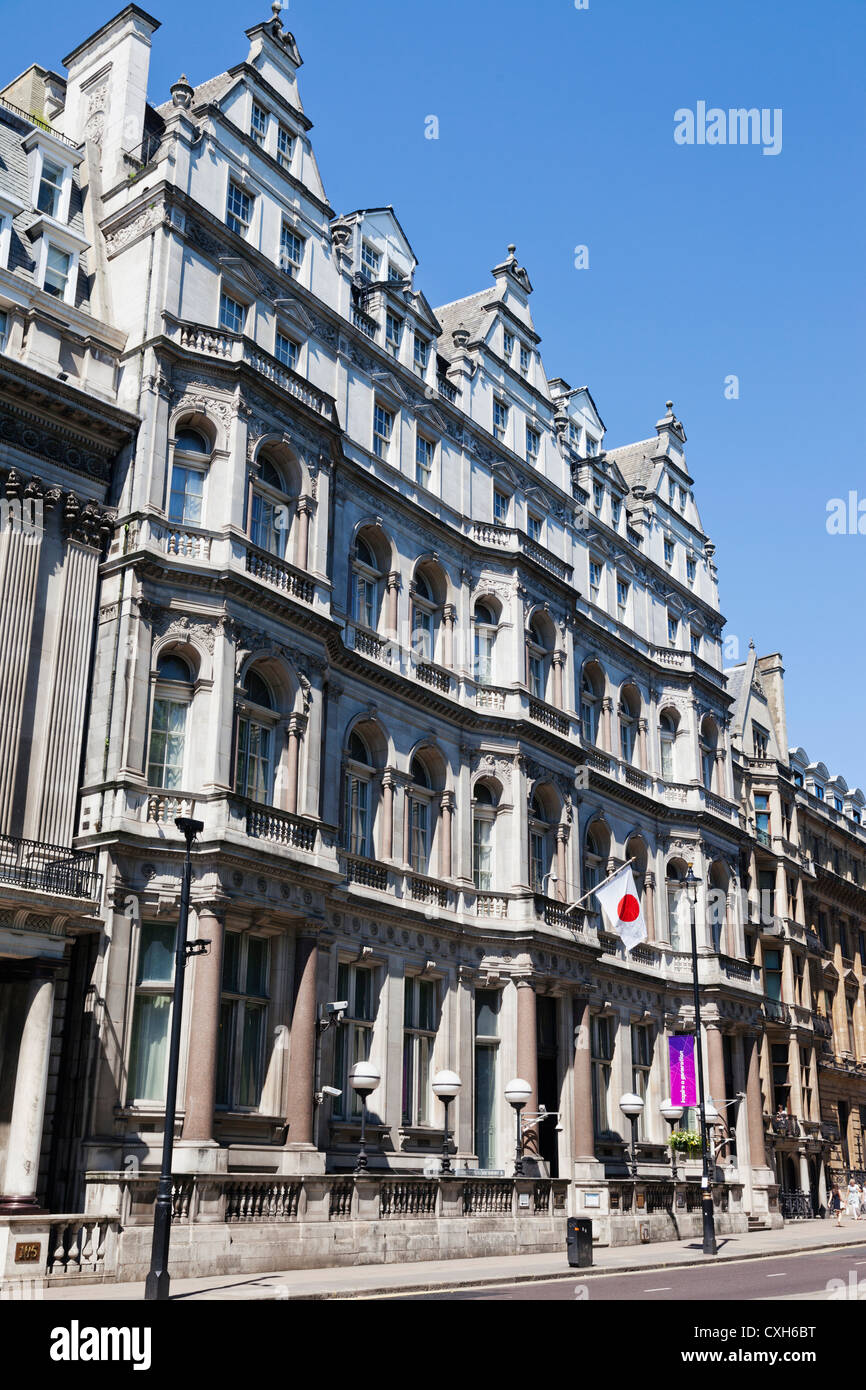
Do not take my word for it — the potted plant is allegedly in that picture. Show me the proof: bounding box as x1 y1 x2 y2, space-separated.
668 1130 703 1156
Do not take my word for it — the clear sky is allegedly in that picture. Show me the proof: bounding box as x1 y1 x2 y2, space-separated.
5 0 864 784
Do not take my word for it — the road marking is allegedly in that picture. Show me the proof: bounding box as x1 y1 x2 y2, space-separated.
766 1273 787 1278
644 1286 672 1292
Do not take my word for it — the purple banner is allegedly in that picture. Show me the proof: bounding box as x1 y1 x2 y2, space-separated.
669 1035 697 1108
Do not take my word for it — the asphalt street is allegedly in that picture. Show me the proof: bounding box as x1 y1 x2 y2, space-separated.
384 1242 866 1300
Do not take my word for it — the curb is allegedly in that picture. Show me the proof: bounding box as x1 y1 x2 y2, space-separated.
282 1234 866 1301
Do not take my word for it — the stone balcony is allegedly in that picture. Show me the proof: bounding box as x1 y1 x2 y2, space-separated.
471 520 573 583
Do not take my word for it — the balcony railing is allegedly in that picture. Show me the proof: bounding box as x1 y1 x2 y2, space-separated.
812 1014 833 1038
245 803 317 851
769 1114 800 1138
245 544 315 603
763 998 791 1025
343 854 389 892
528 698 570 736
146 792 196 825
0 833 101 902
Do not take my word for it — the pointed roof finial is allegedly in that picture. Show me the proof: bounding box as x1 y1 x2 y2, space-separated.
749 638 756 651
665 400 674 413
507 243 517 260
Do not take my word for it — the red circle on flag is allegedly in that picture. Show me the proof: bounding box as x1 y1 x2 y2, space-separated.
617 894 640 923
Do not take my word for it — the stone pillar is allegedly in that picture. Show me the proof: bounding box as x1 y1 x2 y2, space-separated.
774 861 789 920
556 827 568 903
638 718 648 772
744 1032 767 1168
442 604 455 668
0 971 55 1210
285 932 319 1151
572 996 595 1162
600 697 613 753
714 749 726 798
706 1021 727 1132
180 906 225 1147
516 979 539 1158
440 791 454 878
643 873 656 942
285 715 305 815
381 771 395 860
385 571 400 638
552 651 565 709
0 482 44 831
294 497 312 571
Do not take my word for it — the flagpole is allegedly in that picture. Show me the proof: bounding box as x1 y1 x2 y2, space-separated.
565 857 637 914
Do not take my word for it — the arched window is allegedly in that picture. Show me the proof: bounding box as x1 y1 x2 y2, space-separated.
526 614 552 702
584 824 607 902
344 730 373 857
472 781 499 890
351 534 382 631
147 651 194 789
249 453 290 558
407 755 433 874
169 426 210 525
700 717 718 792
659 711 677 782
619 685 640 764
581 664 603 745
235 669 276 804
474 602 498 686
529 792 552 894
411 573 437 663
666 859 690 950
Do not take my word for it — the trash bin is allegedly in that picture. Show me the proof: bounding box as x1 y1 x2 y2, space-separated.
566 1216 593 1268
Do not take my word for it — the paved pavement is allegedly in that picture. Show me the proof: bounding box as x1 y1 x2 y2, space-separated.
30 1216 866 1302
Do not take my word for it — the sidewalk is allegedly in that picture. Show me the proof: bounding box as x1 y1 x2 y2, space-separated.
33 1218 866 1301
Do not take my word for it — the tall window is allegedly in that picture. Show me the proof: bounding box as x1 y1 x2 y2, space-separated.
351 535 380 630
413 334 429 373
659 713 676 781
333 962 376 1116
493 489 509 524
619 687 639 764
250 454 289 558
0 310 7 352
527 512 542 543
519 343 531 377
700 718 718 791
752 722 770 758
632 1025 654 1138
407 757 432 875
360 240 381 281
219 290 245 333
128 921 176 1103
411 572 437 662
37 158 63 217
472 783 497 891
800 1046 813 1119
584 827 605 909
474 990 500 1167
473 602 496 685
276 125 294 168
280 223 304 277
147 653 193 789
764 948 783 1002
526 425 540 461
385 312 402 357
589 558 602 599
528 793 551 894
502 330 514 360
235 670 275 803
217 933 270 1109
275 331 299 371
493 399 508 442
754 793 771 844
402 976 438 1126
415 433 434 488
526 615 549 701
771 1043 790 1111
667 613 679 647
250 102 267 145
226 180 252 236
344 730 372 857
591 1015 614 1133
373 402 393 460
616 577 629 618
43 244 72 298
666 865 688 949
664 537 675 566
580 668 602 744
168 427 209 525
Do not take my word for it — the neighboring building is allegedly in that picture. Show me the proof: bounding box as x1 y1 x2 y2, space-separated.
0 5 861 1277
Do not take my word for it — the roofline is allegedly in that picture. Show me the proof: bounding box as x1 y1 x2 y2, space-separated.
63 5 161 68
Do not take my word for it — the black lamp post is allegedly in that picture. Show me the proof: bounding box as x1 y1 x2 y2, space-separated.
685 863 718 1256
349 1061 380 1172
660 1099 684 1182
619 1093 645 1179
144 815 205 1302
505 1078 532 1176
431 1070 461 1174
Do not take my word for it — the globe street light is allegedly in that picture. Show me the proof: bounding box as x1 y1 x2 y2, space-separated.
431 1070 461 1174
660 1098 684 1182
619 1092 645 1179
349 1061 380 1173
685 862 718 1256
505 1078 533 1176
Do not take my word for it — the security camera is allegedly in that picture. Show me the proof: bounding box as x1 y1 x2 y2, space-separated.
325 1001 349 1015
321 1085 342 1099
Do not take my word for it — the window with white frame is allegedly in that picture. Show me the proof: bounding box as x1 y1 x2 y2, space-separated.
407 756 433 875
493 398 508 442
664 537 675 566
493 489 509 524
250 102 268 145
277 124 294 169
667 613 678 646
147 652 193 790
593 482 604 514
502 330 514 360
591 1015 614 1133
473 602 497 685
360 240 381 281
249 452 290 558
472 782 498 889
217 932 270 1109
528 792 552 893
527 511 542 543
168 427 210 525
344 729 373 856
128 920 177 1103
413 333 429 373
686 555 696 585
612 498 621 527
519 343 531 376
402 976 438 1126
0 309 7 352
616 576 629 618
632 1024 654 1137
351 536 380 630
581 668 603 744
385 311 402 358
280 223 304 277
659 712 677 781
411 571 438 662
235 669 276 804
690 629 701 657
43 243 72 299
589 557 602 599
526 425 540 462
415 432 434 488
36 157 64 217
275 330 299 371
584 435 599 456
373 402 393 460
219 290 245 334
333 961 376 1116
226 180 252 237
474 989 500 1167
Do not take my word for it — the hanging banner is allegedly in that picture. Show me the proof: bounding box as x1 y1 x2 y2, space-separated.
669 1035 697 1107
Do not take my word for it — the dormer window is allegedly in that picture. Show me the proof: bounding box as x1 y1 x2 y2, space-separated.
752 723 769 758
815 785 824 801
387 263 405 283
44 244 72 298
24 131 78 227
37 158 64 217
361 240 381 281
585 435 599 456
568 422 580 448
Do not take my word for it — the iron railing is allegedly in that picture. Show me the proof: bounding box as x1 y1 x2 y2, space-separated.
779 1189 814 1220
0 833 101 901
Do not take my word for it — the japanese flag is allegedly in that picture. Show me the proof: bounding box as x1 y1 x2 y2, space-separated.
594 864 647 952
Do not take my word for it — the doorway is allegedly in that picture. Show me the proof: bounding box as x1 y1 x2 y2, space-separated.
536 996 559 1177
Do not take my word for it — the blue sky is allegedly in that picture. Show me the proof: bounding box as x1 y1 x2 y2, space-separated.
6 0 864 783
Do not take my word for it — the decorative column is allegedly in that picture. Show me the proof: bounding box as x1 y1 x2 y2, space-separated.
638 718 648 772
0 970 55 1211
600 697 613 753
439 791 454 879
572 996 595 1162
180 906 225 1150
706 1020 727 1134
552 651 565 709
442 604 456 668
516 978 539 1157
381 770 395 860
285 714 306 815
284 932 319 1152
643 872 656 941
774 861 789 920
294 497 313 571
385 571 401 638
555 827 568 903
714 750 726 798
0 474 48 831
744 1031 767 1168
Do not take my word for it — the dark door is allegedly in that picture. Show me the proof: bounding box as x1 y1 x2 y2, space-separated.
536 996 559 1177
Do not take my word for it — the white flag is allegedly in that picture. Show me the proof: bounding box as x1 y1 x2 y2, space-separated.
594 863 647 952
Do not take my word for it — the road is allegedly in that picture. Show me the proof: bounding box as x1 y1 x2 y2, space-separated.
383 1242 866 1301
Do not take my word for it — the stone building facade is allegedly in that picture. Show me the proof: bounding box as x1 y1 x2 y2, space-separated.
0 5 863 1275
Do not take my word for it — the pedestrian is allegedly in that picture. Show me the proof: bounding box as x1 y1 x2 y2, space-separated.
845 1177 860 1221
858 1182 866 1220
830 1184 843 1226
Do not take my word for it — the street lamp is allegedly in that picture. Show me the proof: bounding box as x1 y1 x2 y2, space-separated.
431 1070 461 1174
660 1098 684 1181
349 1060 380 1173
505 1078 533 1176
685 862 718 1256
145 815 205 1303
619 1092 645 1179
